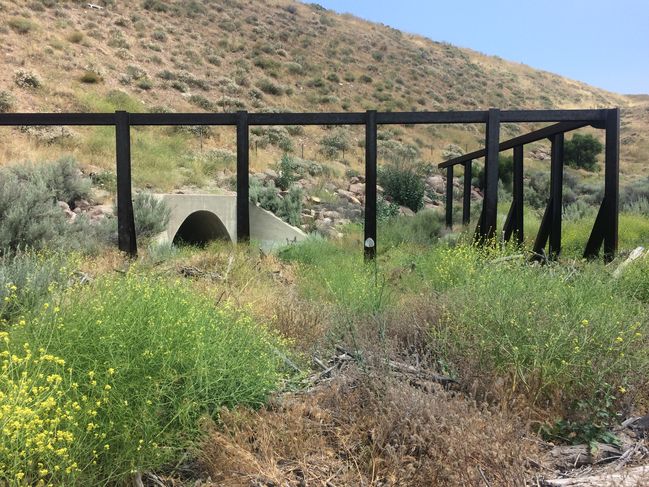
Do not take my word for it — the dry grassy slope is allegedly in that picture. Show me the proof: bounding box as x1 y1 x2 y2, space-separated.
0 0 647 187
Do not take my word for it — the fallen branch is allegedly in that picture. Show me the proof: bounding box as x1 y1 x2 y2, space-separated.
542 465 649 486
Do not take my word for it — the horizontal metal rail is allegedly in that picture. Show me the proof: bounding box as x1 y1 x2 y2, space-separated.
438 121 591 168
0 109 608 128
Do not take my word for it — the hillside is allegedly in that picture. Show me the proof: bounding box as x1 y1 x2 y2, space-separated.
0 0 647 190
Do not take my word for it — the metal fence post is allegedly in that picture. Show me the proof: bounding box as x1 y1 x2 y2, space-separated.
482 108 501 240
115 110 137 257
364 110 377 261
236 110 250 242
548 133 564 258
445 166 453 228
463 160 472 225
513 145 524 244
603 108 620 261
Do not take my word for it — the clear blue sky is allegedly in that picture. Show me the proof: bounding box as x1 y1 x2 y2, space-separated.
310 0 648 95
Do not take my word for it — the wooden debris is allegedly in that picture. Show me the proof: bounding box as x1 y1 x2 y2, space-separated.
613 246 646 278
542 465 649 486
548 443 621 470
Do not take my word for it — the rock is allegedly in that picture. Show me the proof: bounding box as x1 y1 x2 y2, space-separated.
88 205 113 221
323 210 341 219
350 176 360 184
399 206 415 216
349 182 365 195
263 168 278 180
57 201 70 211
427 175 445 193
376 185 384 194
337 189 362 205
309 196 321 204
74 199 91 211
529 147 550 161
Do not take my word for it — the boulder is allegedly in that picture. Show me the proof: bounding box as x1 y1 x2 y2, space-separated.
323 210 341 220
349 182 365 195
263 168 278 180
74 199 91 211
427 175 445 193
337 189 362 206
399 206 415 217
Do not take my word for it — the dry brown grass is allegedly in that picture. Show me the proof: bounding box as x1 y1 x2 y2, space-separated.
199 369 540 486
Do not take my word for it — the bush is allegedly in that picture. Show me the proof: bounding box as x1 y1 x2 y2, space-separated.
189 94 213 110
0 90 15 113
565 133 603 171
0 251 76 323
477 155 513 192
67 31 84 43
142 0 168 12
256 78 284 96
80 70 102 83
0 170 67 252
132 193 170 238
378 163 425 212
8 17 36 34
250 180 303 226
319 129 350 159
424 245 649 417
14 70 42 89
380 209 443 247
151 29 167 42
251 126 293 152
0 158 97 253
7 273 289 484
275 154 298 191
136 78 153 90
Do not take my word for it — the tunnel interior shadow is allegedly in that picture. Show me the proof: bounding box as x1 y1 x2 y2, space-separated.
172 210 231 247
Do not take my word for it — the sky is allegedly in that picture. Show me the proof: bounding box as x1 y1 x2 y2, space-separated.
310 0 648 95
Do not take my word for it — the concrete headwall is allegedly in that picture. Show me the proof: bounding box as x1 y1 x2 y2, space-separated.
155 193 306 248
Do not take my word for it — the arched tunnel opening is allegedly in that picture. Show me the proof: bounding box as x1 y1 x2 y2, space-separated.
172 210 231 247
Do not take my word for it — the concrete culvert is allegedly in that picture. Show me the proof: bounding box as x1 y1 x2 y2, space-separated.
172 210 231 246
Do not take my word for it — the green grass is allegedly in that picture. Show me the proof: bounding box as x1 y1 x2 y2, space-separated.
281 236 649 420
5 272 289 484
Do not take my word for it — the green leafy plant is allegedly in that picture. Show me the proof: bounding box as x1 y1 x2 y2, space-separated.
132 193 171 238
378 163 425 212
8 272 289 484
565 133 603 171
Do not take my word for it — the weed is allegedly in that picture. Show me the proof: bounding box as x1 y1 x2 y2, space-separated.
8 18 36 34
9 272 289 483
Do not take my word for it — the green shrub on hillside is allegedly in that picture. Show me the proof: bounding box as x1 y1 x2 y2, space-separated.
251 126 294 152
7 273 288 484
275 154 298 191
380 210 443 247
0 158 96 253
565 133 603 171
0 251 76 323
0 91 15 113
256 78 284 96
378 163 425 212
14 70 41 89
8 17 36 34
250 179 303 226
319 129 350 159
133 193 170 238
